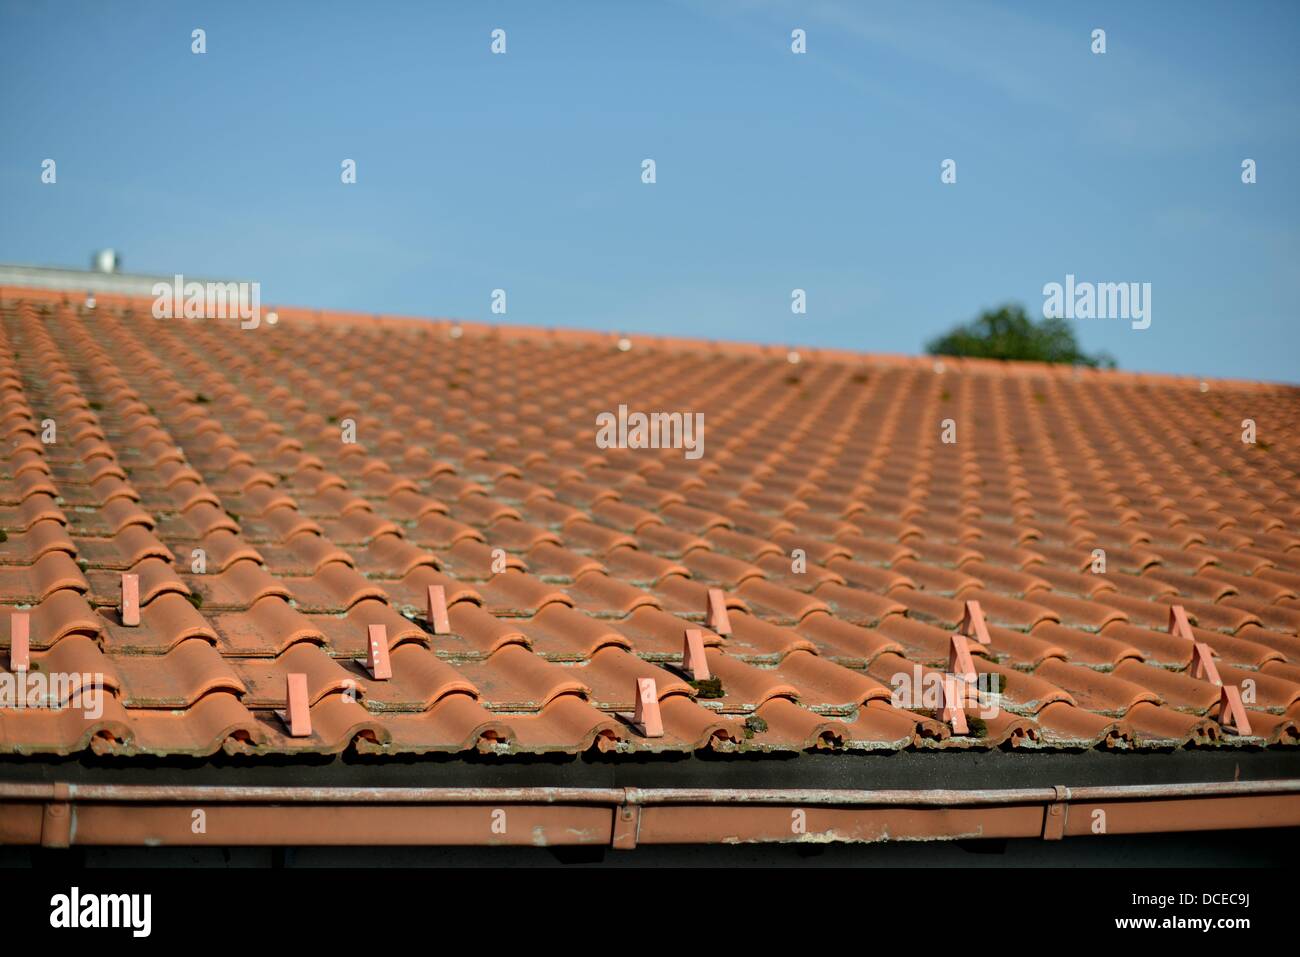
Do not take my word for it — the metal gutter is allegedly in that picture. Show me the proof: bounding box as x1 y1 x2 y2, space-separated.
3 780 1298 848
3 780 1297 803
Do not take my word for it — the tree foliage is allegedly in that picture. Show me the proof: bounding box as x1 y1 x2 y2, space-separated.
926 304 1116 368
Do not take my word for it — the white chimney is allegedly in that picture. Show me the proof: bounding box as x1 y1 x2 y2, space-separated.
92 249 120 273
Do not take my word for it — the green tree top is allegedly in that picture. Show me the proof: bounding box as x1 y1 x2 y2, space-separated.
926 304 1116 368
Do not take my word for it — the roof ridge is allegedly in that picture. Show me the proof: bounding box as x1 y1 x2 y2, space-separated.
2 284 1293 393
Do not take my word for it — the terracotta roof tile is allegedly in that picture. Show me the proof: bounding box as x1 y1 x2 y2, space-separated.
521 603 630 660
307 599 428 658
0 520 76 564
101 592 218 653
1 293 1297 766
111 637 244 707
0 551 88 603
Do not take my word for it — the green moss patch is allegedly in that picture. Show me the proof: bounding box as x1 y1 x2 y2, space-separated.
689 677 724 699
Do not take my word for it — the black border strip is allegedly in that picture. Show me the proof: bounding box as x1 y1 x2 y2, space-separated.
3 746 1299 790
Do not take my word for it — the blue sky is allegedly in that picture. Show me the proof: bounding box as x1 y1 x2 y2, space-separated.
2 0 1297 381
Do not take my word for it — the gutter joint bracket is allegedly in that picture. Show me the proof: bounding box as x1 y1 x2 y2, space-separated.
1042 784 1070 841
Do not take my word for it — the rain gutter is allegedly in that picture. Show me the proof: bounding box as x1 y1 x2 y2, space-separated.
3 779 1298 848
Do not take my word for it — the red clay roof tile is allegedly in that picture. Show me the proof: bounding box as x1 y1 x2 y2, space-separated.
1 292 1297 766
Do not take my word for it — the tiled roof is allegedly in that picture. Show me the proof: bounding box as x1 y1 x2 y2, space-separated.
3 289 1300 761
